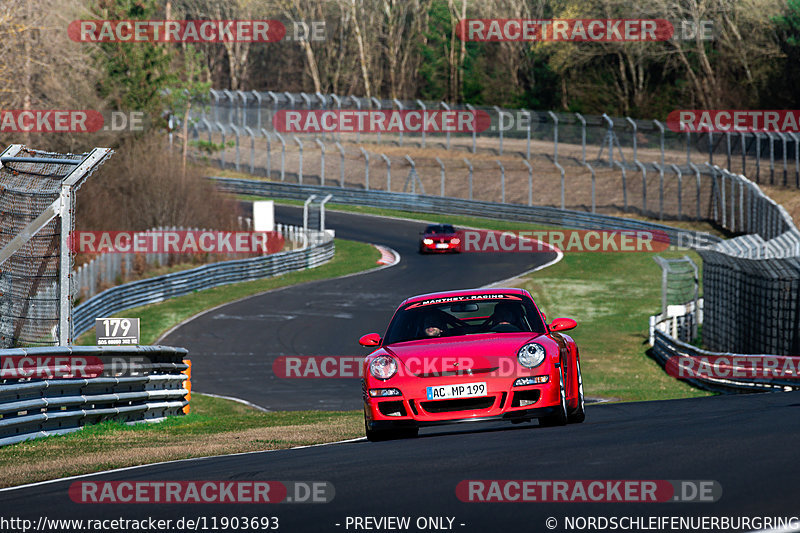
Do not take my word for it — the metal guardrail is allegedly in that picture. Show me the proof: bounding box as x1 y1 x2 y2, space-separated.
0 345 188 447
650 330 799 394
72 232 334 338
212 177 720 248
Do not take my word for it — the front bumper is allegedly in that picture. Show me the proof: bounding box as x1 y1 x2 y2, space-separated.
364 375 561 429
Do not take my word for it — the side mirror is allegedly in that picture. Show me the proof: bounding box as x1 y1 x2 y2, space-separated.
549 318 577 332
359 333 382 347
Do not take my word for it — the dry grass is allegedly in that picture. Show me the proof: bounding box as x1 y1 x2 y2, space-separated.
0 395 363 488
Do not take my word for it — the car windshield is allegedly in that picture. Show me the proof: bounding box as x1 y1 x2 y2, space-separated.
425 224 456 234
383 296 546 345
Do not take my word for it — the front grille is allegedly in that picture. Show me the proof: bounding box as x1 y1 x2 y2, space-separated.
420 396 494 413
511 390 540 407
378 401 407 417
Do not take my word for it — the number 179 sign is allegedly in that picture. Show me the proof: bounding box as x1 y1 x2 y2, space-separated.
96 318 140 345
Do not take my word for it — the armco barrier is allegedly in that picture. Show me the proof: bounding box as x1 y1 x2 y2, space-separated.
72 232 334 338
0 345 188 447
650 330 799 393
211 177 720 248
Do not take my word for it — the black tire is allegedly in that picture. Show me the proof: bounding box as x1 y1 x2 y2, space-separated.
568 359 586 424
539 366 568 427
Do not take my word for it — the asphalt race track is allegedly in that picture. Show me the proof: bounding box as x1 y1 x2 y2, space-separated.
160 205 558 410
1 391 799 532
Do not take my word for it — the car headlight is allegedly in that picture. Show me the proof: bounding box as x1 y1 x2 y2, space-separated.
450 238 461 245
517 343 546 368
370 355 398 380
423 238 434 245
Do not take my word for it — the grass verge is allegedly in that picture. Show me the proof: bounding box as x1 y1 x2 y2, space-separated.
75 239 380 345
0 394 363 489
515 250 709 401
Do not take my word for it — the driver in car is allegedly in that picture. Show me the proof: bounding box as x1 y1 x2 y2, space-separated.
422 313 449 338
487 302 523 332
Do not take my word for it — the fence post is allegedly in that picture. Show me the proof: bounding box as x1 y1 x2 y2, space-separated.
209 88 221 124
768 132 775 184
440 102 451 150
223 89 237 126
315 92 326 140
554 161 565 209
335 142 345 187
548 111 559 164
251 90 262 130
370 97 382 144
465 104 476 153
652 161 664 220
315 138 326 186
708 131 714 166
229 125 241 171
393 99 404 145
614 161 628 212
653 120 665 171
688 162 702 221
778 132 788 186
260 128 271 178
329 94 341 142
435 157 445 196
754 131 762 182
293 135 303 184
687 130 692 166
704 163 720 224
215 121 226 169
635 161 647 214
575 113 586 164
496 160 505 203
522 109 532 160
416 100 426 148
463 158 473 200
725 131 732 171
238 90 248 128
404 155 421 194
349 95 362 143
522 159 533 206
494 105 505 155
381 153 391 191
273 132 285 179
740 131 747 174
789 132 800 188
626 117 638 164
360 147 370 190
583 161 596 213
244 126 255 174
670 163 683 220
602 113 614 167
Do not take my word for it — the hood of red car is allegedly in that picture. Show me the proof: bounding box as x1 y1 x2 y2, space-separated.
384 333 547 377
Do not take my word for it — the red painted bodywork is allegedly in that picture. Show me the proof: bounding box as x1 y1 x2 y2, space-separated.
419 226 462 253
361 288 582 434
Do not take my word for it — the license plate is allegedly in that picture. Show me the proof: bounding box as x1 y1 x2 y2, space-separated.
435 243 449 249
426 382 487 400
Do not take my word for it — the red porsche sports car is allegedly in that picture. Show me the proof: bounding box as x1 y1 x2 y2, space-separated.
360 288 585 441
419 223 462 253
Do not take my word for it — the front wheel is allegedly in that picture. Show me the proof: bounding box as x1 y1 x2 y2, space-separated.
568 359 586 423
539 366 568 427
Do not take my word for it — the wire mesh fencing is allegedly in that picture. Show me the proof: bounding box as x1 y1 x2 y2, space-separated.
0 145 112 347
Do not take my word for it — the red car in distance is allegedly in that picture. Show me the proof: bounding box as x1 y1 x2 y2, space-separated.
419 223 462 253
359 288 585 441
